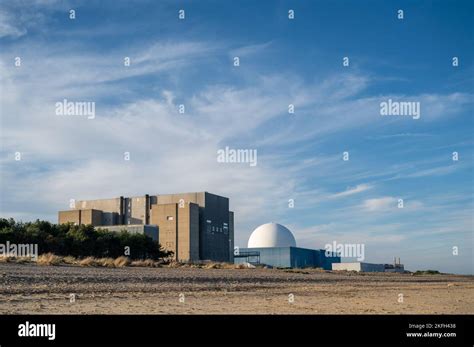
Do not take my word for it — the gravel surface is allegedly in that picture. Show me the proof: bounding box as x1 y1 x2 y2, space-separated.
1 263 473 314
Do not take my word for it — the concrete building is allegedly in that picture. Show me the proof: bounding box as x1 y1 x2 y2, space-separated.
58 209 102 226
332 258 405 273
234 223 340 269
332 262 385 272
58 192 234 263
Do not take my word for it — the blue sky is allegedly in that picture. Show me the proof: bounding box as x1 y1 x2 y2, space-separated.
0 0 473 274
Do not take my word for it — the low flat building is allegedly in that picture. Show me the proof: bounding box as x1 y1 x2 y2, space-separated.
332 261 405 273
332 262 385 272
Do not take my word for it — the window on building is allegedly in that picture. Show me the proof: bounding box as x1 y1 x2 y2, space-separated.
167 216 174 221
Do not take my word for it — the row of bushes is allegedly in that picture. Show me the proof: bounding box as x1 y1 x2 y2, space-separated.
0 218 172 260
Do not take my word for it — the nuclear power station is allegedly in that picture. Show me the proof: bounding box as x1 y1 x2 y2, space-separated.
58 193 402 271
58 192 234 262
234 222 341 270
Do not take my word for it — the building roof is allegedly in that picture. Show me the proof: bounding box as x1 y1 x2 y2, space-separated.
248 222 297 248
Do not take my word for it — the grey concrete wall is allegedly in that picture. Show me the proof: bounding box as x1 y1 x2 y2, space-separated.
123 196 147 225
199 192 231 262
153 192 205 208
153 192 232 262
189 203 200 261
74 198 121 225
149 201 200 262
80 209 102 226
58 209 102 226
228 211 234 263
151 203 178 260
58 210 81 225
176 202 197 262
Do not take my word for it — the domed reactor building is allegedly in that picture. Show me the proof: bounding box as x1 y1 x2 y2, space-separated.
234 223 340 269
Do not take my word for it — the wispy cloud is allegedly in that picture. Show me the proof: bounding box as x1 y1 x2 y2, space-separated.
230 41 273 58
0 10 27 38
394 164 461 179
0 1 472 275
362 197 398 211
330 184 373 198
366 133 434 140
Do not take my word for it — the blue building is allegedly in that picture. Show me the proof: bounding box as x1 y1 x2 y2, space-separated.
235 246 339 269
234 223 340 269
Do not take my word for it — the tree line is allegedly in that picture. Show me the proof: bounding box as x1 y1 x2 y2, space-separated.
0 218 172 260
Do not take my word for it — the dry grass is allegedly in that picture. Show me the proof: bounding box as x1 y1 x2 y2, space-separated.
79 257 126 268
203 262 252 269
98 258 116 268
166 261 184 268
63 255 152 268
167 261 245 270
15 256 33 264
78 257 97 267
0 256 36 263
0 256 12 263
113 256 130 267
62 256 76 265
2 253 244 269
37 253 62 266
131 259 157 267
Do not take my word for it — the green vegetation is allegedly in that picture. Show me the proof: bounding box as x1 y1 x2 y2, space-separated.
414 270 441 275
0 218 172 260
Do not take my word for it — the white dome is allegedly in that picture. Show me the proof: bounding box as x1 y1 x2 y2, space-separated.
248 223 296 248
